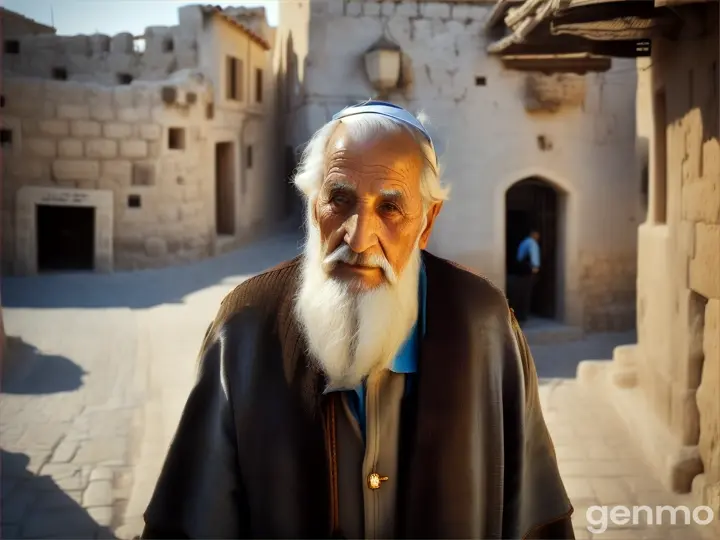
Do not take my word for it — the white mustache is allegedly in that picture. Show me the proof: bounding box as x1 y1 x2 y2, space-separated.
322 243 397 284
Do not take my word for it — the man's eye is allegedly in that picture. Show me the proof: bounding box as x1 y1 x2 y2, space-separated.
379 202 400 214
330 195 350 206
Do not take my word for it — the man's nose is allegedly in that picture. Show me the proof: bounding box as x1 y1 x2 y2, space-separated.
343 212 377 253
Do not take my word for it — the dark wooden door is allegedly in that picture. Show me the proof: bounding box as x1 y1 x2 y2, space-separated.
37 205 95 271
505 178 558 319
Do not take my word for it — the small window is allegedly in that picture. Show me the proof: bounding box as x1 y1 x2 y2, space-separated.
0 129 12 148
52 67 68 81
226 56 244 101
128 194 141 208
117 73 133 85
475 76 487 86
163 38 174 53
1 95 5 108
255 68 263 103
4 40 20 54
246 145 253 169
168 127 186 150
205 103 215 120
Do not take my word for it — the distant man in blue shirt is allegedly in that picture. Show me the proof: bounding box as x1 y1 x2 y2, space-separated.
515 228 541 322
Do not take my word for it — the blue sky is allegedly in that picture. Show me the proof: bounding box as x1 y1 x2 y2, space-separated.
5 0 279 36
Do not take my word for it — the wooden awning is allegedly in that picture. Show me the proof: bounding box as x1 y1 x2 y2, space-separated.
500 53 612 73
485 0 528 31
486 0 686 58
550 0 684 40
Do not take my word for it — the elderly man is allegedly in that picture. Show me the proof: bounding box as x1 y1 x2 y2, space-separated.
141 101 574 539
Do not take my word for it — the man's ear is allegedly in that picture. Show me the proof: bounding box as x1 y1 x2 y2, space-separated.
419 201 443 249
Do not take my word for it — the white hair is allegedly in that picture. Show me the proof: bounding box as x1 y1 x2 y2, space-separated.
292 111 451 212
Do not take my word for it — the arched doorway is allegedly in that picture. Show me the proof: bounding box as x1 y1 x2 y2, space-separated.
505 177 560 320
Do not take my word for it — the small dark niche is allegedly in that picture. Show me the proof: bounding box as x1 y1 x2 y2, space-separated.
117 73 133 85
52 67 68 80
128 194 142 208
161 86 177 104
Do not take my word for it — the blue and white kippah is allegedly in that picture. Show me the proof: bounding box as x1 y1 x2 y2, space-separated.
332 100 438 164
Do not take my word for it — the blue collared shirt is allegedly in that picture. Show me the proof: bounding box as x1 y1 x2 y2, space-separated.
517 236 541 269
346 263 427 437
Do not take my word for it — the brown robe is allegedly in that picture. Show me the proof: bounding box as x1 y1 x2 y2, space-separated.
141 251 575 539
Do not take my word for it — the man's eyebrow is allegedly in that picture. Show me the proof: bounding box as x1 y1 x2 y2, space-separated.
326 181 356 194
379 189 405 202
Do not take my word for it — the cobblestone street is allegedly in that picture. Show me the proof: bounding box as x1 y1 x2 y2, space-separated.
1 306 140 539
539 379 716 540
2 233 717 539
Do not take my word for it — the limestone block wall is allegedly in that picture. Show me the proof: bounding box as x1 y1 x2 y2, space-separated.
1 16 200 84
276 0 642 331
1 71 218 274
578 251 637 332
632 18 719 511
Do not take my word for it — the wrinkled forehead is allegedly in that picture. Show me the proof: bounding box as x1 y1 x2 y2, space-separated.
323 122 425 180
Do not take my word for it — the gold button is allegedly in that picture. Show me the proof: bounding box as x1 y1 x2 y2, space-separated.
367 472 388 490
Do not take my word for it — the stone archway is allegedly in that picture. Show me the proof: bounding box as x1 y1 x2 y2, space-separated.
504 177 565 321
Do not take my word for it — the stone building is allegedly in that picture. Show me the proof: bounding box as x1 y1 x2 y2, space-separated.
1 5 285 274
0 7 56 39
275 0 643 333
494 0 720 519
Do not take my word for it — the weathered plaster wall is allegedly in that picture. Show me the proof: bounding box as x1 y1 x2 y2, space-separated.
275 0 313 151
278 0 641 331
625 12 719 511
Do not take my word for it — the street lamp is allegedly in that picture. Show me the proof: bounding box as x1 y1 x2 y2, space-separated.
363 35 402 99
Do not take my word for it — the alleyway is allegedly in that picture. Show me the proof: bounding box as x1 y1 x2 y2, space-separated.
1 233 715 540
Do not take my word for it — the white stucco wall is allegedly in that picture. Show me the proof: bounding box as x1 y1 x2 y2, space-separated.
277 0 642 330
192 6 281 246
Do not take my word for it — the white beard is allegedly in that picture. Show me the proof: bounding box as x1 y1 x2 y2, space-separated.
294 222 422 390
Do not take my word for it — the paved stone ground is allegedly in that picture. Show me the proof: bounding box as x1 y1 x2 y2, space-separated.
3 230 717 539
118 232 305 537
1 306 141 539
540 379 717 540
1 229 302 540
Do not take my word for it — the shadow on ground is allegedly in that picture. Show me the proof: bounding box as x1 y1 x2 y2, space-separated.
1 228 302 310
1 336 86 395
1 449 117 539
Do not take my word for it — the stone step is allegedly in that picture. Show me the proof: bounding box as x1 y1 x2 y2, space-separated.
521 318 584 345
